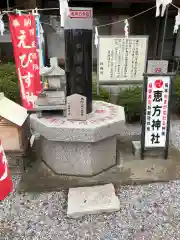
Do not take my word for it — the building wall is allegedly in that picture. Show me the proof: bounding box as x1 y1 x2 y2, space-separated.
0 2 178 62
43 8 178 62
14 0 42 9
43 13 131 66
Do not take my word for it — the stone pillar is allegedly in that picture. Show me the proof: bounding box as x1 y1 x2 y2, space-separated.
64 8 93 114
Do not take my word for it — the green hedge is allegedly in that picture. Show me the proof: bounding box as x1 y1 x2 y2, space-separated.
92 82 110 102
173 75 180 112
0 65 110 104
0 63 21 103
116 75 180 123
116 86 142 123
92 72 111 102
3 63 180 123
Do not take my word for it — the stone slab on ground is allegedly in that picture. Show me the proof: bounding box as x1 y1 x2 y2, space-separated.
67 183 120 218
131 140 169 160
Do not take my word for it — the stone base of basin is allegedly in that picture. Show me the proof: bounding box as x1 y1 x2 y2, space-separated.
41 136 117 176
30 101 125 176
18 131 180 193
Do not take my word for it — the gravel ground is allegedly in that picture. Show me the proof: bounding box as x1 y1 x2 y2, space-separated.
1 121 180 240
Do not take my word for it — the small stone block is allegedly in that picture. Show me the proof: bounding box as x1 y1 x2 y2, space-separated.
132 140 141 159
67 183 120 218
66 94 87 121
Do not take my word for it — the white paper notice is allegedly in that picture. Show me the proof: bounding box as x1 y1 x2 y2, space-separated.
98 36 148 81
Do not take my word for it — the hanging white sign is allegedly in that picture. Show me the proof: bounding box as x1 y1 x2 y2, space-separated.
147 60 168 74
145 76 170 148
98 36 148 82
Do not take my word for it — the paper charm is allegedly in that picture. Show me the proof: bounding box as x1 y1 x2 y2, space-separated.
32 9 44 49
64 0 69 16
156 0 172 17
174 9 180 34
33 9 44 44
40 23 44 44
0 14 5 36
95 26 98 48
156 0 163 17
161 0 172 16
59 0 69 27
16 9 21 16
32 7 38 16
124 19 129 38
59 0 65 27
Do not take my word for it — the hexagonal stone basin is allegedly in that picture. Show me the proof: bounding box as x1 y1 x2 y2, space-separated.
30 101 125 176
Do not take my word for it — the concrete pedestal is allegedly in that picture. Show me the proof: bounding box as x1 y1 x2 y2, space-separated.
41 136 116 176
30 101 125 176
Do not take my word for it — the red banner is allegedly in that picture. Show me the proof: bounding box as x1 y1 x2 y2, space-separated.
0 140 13 200
9 14 42 109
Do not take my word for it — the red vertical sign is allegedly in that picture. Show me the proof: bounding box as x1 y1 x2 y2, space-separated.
0 140 13 200
9 14 42 109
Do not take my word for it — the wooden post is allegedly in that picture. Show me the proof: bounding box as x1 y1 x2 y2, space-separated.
64 8 93 114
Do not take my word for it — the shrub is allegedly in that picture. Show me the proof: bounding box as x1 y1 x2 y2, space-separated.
0 66 110 104
116 86 142 123
92 72 111 102
172 75 180 113
92 82 110 102
0 63 21 103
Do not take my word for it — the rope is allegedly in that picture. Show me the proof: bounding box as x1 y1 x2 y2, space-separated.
96 6 156 28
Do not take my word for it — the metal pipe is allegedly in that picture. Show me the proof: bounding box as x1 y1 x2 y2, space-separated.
160 5 169 60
